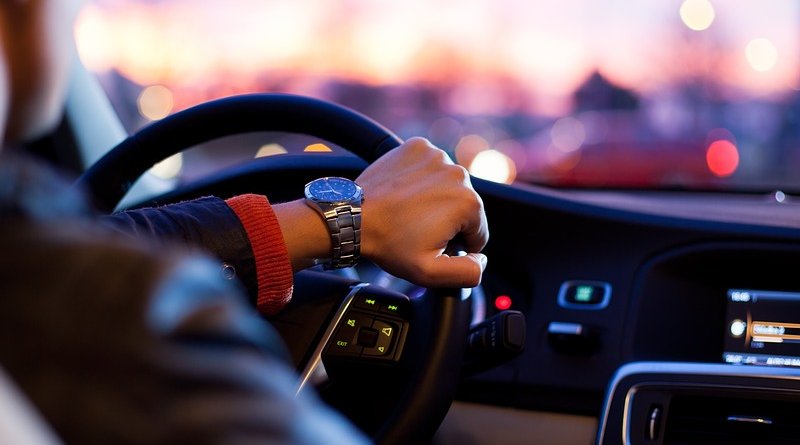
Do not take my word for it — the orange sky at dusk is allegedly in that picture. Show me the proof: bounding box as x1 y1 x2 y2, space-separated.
75 0 800 116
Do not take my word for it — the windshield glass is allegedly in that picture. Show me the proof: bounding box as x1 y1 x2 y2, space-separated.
76 0 800 191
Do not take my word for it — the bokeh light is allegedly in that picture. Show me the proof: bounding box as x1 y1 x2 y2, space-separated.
71 0 800 190
304 143 333 153
455 134 491 168
468 150 517 184
256 143 288 158
74 4 113 72
137 85 174 121
546 144 582 173
550 117 586 153
706 140 739 177
679 0 715 32
150 153 183 179
746 38 778 72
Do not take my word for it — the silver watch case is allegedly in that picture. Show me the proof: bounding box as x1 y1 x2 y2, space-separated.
304 177 363 269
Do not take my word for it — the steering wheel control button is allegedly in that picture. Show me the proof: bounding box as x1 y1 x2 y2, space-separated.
357 328 379 348
557 281 611 310
352 293 410 317
353 295 380 311
363 319 399 357
379 302 405 316
329 338 362 356
327 312 374 357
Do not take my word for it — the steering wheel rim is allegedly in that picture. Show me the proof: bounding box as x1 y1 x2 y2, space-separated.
76 94 402 213
76 93 472 445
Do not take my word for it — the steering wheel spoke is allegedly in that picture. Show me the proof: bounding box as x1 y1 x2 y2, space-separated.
295 282 415 394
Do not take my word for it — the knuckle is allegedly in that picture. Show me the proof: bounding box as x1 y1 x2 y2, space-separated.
403 139 449 163
470 189 485 211
436 148 453 164
423 147 450 168
404 137 432 153
457 188 483 213
465 193 483 213
465 185 481 200
448 164 470 182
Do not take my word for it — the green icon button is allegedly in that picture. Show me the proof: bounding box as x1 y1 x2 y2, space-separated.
346 319 356 327
575 286 594 302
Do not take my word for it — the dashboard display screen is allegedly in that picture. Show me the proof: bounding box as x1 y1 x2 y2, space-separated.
724 289 800 367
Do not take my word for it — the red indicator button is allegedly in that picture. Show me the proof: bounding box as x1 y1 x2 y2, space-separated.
495 295 512 310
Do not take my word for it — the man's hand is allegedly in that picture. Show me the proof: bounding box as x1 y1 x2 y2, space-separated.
274 138 488 288
357 137 489 288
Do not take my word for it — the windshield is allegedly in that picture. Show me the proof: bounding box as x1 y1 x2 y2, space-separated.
76 0 800 191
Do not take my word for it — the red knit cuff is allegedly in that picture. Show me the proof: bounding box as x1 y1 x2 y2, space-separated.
226 194 293 315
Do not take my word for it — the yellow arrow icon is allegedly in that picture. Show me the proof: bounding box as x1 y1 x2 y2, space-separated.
381 327 392 337
378 346 385 353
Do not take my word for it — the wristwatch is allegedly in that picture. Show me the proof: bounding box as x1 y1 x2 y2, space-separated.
304 177 364 269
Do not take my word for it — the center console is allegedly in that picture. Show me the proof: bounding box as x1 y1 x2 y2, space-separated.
723 288 800 368
596 362 800 445
598 241 800 444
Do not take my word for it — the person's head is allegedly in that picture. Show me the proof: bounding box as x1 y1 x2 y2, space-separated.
0 0 84 146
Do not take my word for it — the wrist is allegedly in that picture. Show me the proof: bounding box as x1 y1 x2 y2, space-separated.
357 199 380 261
273 199 331 270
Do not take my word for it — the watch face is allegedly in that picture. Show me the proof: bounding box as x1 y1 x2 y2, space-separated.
306 177 361 203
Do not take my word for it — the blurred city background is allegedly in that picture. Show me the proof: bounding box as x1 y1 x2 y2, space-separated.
76 0 800 191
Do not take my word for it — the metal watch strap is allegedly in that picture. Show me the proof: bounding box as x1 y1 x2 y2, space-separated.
323 205 361 269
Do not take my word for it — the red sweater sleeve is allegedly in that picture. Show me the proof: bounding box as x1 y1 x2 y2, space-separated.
225 194 293 315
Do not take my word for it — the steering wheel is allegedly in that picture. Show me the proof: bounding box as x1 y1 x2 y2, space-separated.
75 94 473 445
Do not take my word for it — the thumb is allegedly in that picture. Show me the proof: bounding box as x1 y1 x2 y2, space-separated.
420 253 488 288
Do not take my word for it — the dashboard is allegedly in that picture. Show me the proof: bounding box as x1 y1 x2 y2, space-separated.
462 179 800 418
139 153 800 444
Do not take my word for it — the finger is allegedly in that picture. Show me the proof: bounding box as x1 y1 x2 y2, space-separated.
418 253 488 288
459 194 490 253
462 213 489 253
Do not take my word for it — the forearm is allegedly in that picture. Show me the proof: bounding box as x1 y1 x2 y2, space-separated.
102 195 334 316
100 198 257 298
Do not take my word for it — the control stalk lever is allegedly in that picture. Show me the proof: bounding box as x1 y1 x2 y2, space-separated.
462 310 525 376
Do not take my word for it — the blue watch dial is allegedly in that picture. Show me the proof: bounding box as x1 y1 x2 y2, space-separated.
308 177 360 202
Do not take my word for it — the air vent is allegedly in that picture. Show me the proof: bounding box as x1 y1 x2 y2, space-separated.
664 395 800 444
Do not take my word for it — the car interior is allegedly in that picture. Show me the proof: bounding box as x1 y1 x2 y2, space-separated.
11 1 800 444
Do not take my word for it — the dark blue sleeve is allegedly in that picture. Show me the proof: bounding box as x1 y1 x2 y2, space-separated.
100 197 258 300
